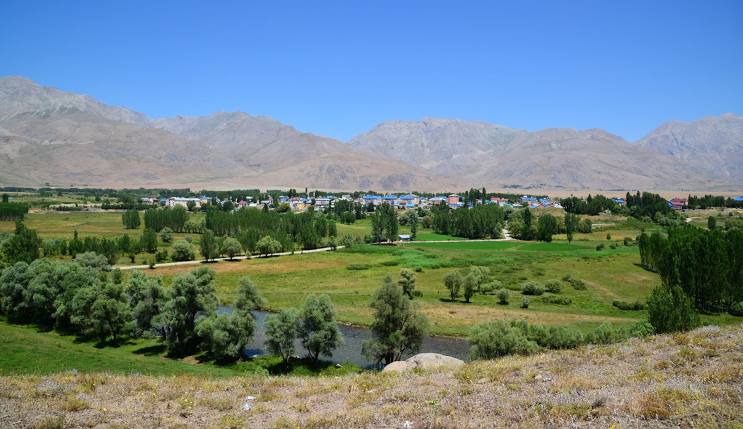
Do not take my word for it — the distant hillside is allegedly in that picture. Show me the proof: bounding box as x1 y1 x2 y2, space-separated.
0 76 740 191
0 77 446 191
350 119 726 190
637 113 743 183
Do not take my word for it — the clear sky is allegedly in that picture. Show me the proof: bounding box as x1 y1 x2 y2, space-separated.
1 0 742 141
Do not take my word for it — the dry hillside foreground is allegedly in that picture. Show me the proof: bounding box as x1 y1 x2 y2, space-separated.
1 325 742 428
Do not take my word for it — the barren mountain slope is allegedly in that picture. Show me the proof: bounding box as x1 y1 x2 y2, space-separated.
637 113 743 183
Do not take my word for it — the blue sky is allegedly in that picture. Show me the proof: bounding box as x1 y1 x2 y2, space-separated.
1 0 741 141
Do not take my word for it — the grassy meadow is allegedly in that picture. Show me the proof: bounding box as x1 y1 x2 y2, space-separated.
149 239 661 336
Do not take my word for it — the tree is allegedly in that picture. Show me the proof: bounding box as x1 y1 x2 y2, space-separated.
362 276 429 366
1 221 41 264
444 271 463 301
140 228 158 253
195 312 255 362
398 269 417 299
200 229 218 262
462 272 479 303
536 214 557 242
74 251 111 271
235 276 265 312
708 216 717 230
159 227 173 244
256 236 281 257
126 270 166 336
157 268 218 355
521 208 534 240
647 284 699 334
265 308 300 363
122 210 141 229
0 261 34 322
221 237 242 260
298 294 343 361
70 281 132 343
171 240 196 261
565 212 577 244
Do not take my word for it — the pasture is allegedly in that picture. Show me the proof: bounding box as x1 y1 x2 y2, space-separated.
148 239 663 336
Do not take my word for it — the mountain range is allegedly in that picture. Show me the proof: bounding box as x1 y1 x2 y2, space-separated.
0 76 741 192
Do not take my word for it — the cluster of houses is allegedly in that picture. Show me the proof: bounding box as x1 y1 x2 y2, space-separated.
146 193 568 212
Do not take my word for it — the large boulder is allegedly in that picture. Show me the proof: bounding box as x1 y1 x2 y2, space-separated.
382 353 464 372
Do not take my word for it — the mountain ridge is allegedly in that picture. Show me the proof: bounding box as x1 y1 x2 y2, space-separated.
0 76 740 191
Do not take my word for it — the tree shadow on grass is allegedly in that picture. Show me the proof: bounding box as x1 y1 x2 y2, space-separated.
132 344 167 356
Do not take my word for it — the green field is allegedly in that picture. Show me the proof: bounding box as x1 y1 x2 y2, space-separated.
149 239 673 336
0 320 359 377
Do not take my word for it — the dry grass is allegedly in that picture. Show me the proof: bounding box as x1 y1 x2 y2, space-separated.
1 324 742 428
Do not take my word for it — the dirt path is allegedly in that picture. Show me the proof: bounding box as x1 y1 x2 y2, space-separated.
115 245 345 271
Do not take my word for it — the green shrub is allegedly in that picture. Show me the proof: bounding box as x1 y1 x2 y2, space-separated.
544 280 562 294
346 263 371 270
609 243 618 249
521 281 544 296
380 260 400 266
469 321 539 359
414 266 423 273
627 320 654 337
562 274 573 282
569 278 587 290
647 284 699 334
595 243 605 251
612 300 645 311
729 301 743 317
521 297 529 308
544 326 583 349
497 289 509 305
587 321 625 344
542 295 571 305
155 250 169 263
623 236 633 246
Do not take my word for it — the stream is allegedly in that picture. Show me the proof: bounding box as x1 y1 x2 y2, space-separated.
220 309 471 368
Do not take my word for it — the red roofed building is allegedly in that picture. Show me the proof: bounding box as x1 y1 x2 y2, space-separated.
669 198 687 210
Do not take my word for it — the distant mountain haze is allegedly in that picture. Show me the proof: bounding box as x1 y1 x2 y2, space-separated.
0 77 740 192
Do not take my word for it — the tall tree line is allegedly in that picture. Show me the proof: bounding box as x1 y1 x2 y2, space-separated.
431 204 505 239
144 206 188 232
639 226 743 313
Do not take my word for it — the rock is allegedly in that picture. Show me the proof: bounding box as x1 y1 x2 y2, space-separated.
382 361 414 372
382 353 465 372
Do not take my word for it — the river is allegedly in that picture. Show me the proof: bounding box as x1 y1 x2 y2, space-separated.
226 309 471 368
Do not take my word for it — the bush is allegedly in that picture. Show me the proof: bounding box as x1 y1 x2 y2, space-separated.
628 320 654 337
414 266 423 273
612 300 645 311
647 284 699 334
159 227 173 244
381 260 400 266
595 243 605 251
609 243 618 249
497 289 509 305
346 263 371 270
521 297 529 308
544 280 562 294
171 240 195 261
521 281 544 296
542 295 571 305
74 252 111 271
469 320 539 359
155 250 169 263
544 326 583 349
569 278 587 290
587 321 625 345
728 301 743 317
623 236 633 246
340 234 355 249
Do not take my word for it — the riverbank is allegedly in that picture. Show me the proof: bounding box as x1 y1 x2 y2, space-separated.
3 323 741 428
